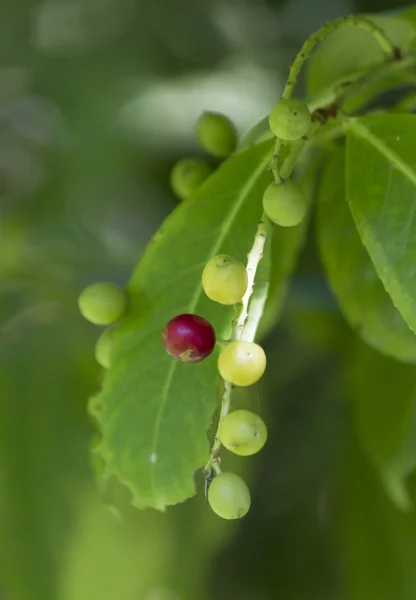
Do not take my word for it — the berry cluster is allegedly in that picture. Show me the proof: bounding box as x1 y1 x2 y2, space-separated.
262 98 311 228
170 111 237 201
162 246 268 519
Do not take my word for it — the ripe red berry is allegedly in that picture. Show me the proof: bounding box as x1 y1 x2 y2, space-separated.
162 314 216 363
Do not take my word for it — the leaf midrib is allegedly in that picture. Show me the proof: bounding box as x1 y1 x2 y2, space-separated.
149 149 273 507
345 118 416 187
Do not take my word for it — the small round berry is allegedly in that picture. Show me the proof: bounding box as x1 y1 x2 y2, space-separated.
218 340 266 387
202 254 248 305
78 282 127 326
170 158 213 201
263 180 306 227
219 410 267 456
195 112 237 158
269 99 311 140
208 472 251 519
162 313 216 363
95 328 115 369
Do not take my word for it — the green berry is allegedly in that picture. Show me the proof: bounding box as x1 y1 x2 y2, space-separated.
218 340 266 387
219 410 267 456
170 158 213 201
208 472 251 520
263 180 306 227
269 99 311 140
195 112 237 158
202 254 248 305
95 328 115 369
78 282 127 326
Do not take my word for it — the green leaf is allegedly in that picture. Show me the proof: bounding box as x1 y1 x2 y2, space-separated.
90 140 276 511
306 14 416 100
345 114 416 336
0 316 95 600
317 148 416 362
348 343 416 511
340 423 416 599
238 116 272 151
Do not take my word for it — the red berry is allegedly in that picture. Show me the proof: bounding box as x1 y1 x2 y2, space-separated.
162 313 216 363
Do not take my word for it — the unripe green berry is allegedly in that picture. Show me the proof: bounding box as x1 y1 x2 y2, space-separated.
218 340 266 387
263 180 306 227
95 328 115 369
202 254 248 305
219 410 267 456
170 158 213 201
269 99 311 140
208 472 251 519
78 282 127 326
195 111 237 158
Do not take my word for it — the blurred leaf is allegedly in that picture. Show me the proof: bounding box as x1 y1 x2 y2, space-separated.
0 317 95 600
59 490 173 600
306 14 416 100
347 343 416 510
317 148 416 362
345 114 416 336
339 424 416 599
91 141 279 511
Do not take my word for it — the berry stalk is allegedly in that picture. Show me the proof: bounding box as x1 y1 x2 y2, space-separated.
203 215 270 474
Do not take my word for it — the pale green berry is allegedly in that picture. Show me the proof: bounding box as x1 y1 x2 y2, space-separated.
218 340 266 387
78 282 127 325
269 99 311 140
263 180 306 227
95 328 115 369
170 158 213 201
219 410 267 456
202 254 247 305
195 112 237 158
208 472 251 519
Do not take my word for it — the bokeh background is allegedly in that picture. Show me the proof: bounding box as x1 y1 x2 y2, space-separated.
1 0 416 599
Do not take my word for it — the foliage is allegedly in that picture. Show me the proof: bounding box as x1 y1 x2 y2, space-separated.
4 2 416 599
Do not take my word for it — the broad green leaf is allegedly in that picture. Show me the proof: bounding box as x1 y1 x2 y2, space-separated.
0 316 95 600
238 116 271 151
345 114 416 336
307 14 416 100
347 343 416 510
339 425 416 599
317 148 416 362
91 140 277 511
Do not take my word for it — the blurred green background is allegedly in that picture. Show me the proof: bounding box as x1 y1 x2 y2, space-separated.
1 0 416 599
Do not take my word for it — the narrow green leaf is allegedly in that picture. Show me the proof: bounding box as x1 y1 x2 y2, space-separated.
345 114 416 336
91 141 275 511
317 148 416 362
348 343 416 510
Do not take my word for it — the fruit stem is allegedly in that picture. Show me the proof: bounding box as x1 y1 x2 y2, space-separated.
281 16 396 102
237 216 271 340
203 216 271 475
271 16 395 183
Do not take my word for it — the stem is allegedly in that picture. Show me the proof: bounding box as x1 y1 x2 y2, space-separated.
203 216 271 474
237 216 271 340
271 16 396 180
282 16 396 101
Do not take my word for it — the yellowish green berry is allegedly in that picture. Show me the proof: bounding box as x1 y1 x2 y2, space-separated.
202 254 248 305
263 180 306 227
170 158 213 201
195 112 237 158
78 282 127 325
269 99 311 140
